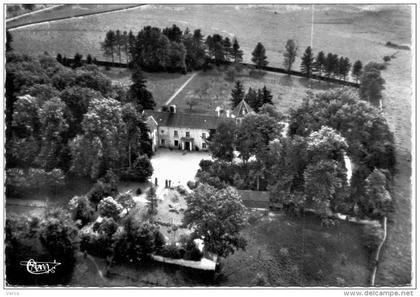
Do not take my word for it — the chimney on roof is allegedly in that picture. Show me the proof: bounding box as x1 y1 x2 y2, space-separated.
169 105 176 113
226 110 231 118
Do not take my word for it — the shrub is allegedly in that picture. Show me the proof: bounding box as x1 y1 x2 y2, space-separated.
116 193 136 212
187 180 198 190
112 218 159 263
154 231 166 250
176 185 187 195
136 188 142 195
183 239 203 261
383 56 391 63
87 181 118 206
68 195 94 226
121 155 153 182
80 232 113 258
97 217 118 237
198 159 213 171
158 244 184 259
98 197 123 219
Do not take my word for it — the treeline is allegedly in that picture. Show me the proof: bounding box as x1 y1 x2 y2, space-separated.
101 25 244 72
6 52 156 197
300 47 363 82
230 81 274 112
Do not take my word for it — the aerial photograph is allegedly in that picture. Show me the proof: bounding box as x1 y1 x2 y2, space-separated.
3 2 415 293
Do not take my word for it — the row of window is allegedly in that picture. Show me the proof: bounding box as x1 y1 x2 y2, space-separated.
160 139 207 149
160 130 207 139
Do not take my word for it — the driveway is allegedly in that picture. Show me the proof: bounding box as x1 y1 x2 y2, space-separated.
150 149 211 188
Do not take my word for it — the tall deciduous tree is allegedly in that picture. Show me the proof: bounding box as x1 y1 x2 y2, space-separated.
209 121 236 162
300 46 315 77
352 60 363 82
303 159 349 215
163 24 183 43
183 184 247 257
359 62 385 107
235 113 281 162
121 103 152 167
251 42 268 69
69 97 126 179
283 39 298 74
307 126 348 163
102 30 116 64
37 97 70 170
362 168 392 218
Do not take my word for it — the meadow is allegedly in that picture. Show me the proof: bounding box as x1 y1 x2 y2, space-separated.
8 4 414 286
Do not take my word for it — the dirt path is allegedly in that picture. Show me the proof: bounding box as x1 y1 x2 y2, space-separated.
164 72 198 106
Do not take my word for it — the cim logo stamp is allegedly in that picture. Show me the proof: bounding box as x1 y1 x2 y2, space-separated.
20 259 61 275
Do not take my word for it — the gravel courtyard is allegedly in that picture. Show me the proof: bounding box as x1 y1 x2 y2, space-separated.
150 148 211 188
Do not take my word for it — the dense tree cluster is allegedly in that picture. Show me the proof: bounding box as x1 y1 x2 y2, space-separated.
298 47 356 81
183 184 247 257
6 53 154 194
230 80 274 111
287 88 395 217
101 25 244 72
206 87 394 219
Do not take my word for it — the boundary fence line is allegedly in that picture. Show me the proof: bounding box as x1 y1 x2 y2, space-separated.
62 58 361 88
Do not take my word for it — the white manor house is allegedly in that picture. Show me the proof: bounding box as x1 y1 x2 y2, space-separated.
144 100 253 152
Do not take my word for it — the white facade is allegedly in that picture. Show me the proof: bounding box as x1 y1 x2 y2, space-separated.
158 126 209 151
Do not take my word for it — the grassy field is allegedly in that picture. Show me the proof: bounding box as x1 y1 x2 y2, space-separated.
103 67 192 107
106 66 337 116
6 4 139 29
8 4 414 286
171 67 336 115
221 211 370 286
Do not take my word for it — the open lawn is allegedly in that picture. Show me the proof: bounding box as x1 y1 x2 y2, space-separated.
103 67 193 107
171 67 336 115
221 211 371 286
105 66 336 116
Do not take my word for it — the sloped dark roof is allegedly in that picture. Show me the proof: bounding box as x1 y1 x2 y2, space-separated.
232 99 253 118
143 110 234 130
